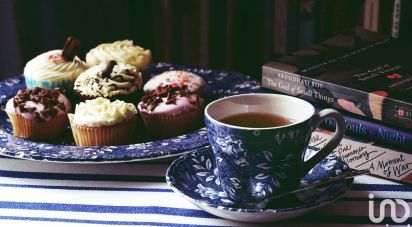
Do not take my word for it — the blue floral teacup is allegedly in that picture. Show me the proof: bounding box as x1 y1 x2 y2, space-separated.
204 93 345 207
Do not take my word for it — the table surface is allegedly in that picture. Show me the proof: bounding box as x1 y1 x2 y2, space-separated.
0 155 410 227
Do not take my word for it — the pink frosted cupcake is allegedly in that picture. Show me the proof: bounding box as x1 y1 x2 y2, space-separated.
138 85 204 138
5 87 72 140
143 70 206 94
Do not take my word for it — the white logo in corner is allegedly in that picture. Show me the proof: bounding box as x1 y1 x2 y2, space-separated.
369 193 410 225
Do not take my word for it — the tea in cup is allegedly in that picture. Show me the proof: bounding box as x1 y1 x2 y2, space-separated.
204 93 345 206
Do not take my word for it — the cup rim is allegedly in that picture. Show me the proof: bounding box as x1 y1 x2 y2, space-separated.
205 93 315 130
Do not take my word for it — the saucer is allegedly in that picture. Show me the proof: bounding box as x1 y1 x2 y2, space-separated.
166 147 353 223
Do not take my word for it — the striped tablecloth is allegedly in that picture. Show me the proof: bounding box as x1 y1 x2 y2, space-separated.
0 155 411 227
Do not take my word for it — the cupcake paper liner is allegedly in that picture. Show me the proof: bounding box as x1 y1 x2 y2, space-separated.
70 117 136 146
139 108 202 138
6 112 69 141
24 77 74 93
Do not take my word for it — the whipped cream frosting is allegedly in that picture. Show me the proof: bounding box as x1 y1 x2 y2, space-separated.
138 85 203 116
24 50 87 82
69 97 137 127
74 61 142 97
143 70 206 94
5 88 71 122
86 40 151 68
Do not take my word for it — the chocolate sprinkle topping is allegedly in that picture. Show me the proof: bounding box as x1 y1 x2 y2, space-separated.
12 87 67 122
140 85 190 111
61 36 80 61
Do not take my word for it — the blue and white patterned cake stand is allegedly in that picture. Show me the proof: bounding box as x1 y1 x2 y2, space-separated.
0 63 263 163
166 147 353 223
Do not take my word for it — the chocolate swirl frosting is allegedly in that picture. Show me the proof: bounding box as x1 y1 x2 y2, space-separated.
74 61 142 98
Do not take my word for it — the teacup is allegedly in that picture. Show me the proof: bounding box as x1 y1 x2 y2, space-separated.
204 93 345 206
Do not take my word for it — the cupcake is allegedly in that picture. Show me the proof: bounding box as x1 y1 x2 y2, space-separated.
5 87 72 140
73 60 142 102
143 70 206 94
86 40 151 80
69 97 137 146
24 37 87 92
138 85 204 138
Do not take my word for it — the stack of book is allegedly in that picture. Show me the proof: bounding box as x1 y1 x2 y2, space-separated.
262 27 412 184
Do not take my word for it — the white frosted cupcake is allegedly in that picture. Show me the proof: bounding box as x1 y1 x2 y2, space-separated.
73 60 142 102
143 70 206 94
86 40 151 70
68 97 137 146
24 37 87 91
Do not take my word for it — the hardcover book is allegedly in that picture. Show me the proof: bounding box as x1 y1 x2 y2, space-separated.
309 129 412 184
318 107 412 152
262 27 412 130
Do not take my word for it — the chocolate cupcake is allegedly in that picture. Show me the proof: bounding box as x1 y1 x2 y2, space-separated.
5 87 72 140
143 70 206 95
138 85 204 138
73 60 142 102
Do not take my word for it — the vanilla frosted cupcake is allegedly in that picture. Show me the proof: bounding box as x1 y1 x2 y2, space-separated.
86 40 151 71
74 60 142 102
24 37 87 91
143 70 206 94
138 85 204 138
5 88 72 140
69 97 137 146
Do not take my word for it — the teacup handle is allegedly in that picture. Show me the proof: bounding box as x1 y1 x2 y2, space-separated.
301 109 345 175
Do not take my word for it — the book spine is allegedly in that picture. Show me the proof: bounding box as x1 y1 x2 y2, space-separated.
331 0 364 34
398 0 412 39
363 0 380 32
313 0 326 43
261 65 412 130
378 0 394 34
198 0 209 67
286 0 300 53
299 0 315 49
263 0 274 62
274 0 288 54
391 0 401 38
319 109 412 151
208 0 228 69
309 129 412 184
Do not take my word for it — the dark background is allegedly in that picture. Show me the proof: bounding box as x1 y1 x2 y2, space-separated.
0 0 402 80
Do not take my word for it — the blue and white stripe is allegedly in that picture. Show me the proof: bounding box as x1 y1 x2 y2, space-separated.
0 157 411 226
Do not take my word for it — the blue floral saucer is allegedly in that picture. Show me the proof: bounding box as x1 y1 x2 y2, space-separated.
0 63 263 163
166 147 353 223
